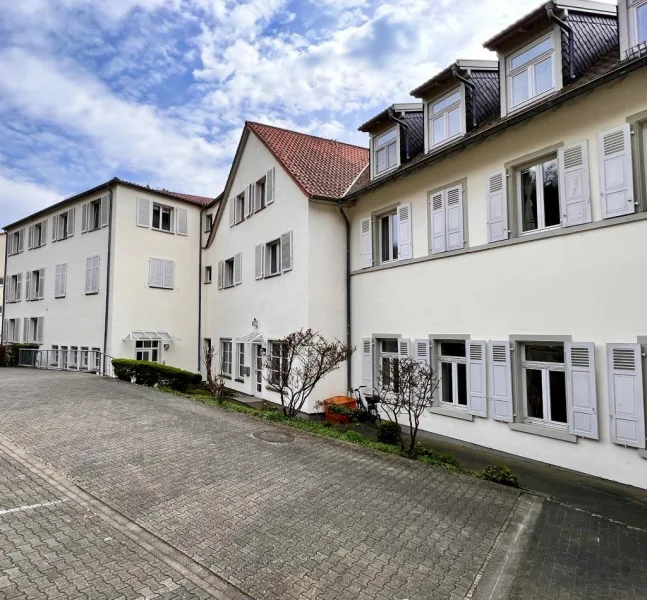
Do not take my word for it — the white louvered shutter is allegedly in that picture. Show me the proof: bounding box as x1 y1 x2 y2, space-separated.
255 243 264 280
397 202 412 260
81 203 88 233
266 167 275 205
37 317 44 344
52 215 58 241
18 228 24 252
28 225 33 250
398 338 410 360
566 342 598 439
61 264 67 297
100 195 109 227
446 185 464 251
67 208 75 236
487 171 508 242
25 272 31 301
607 343 645 448
599 124 634 218
137 197 151 227
217 261 223 290
228 197 235 226
85 258 92 292
488 341 513 422
41 220 47 245
88 256 100 293
559 141 591 227
15 320 21 343
23 317 29 343
281 231 293 273
38 268 45 300
93 256 100 292
163 260 175 289
244 185 251 217
54 265 60 298
3 320 8 343
360 217 373 268
430 190 446 254
233 253 242 285
467 341 487 418
16 273 22 301
361 338 373 391
414 339 430 364
149 258 162 287
176 208 188 236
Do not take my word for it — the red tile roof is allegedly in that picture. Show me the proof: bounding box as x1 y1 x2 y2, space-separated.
247 122 368 199
163 190 215 206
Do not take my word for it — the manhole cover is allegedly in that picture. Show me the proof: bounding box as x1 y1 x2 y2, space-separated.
252 431 296 444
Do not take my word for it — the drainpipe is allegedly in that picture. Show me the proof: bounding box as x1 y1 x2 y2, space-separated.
1 234 7 345
451 65 477 129
387 107 410 161
338 201 352 393
197 208 204 373
547 6 575 81
102 185 114 370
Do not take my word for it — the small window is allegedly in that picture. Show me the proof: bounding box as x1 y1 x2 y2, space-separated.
522 342 567 427
507 36 555 109
255 178 267 212
89 200 101 231
58 212 69 239
28 269 44 301
135 340 159 362
220 339 232 376
152 203 173 232
518 156 560 233
8 230 22 255
31 221 46 248
429 88 462 148
235 193 245 224
205 213 213 233
378 211 399 263
204 266 212 284
224 258 234 288
438 341 467 408
268 341 288 387
7 274 20 303
265 239 281 276
238 343 245 379
373 127 398 176
379 339 400 393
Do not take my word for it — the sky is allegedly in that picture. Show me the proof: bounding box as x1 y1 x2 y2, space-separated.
0 0 614 225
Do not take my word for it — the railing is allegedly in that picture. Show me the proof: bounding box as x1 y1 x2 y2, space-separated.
18 348 115 378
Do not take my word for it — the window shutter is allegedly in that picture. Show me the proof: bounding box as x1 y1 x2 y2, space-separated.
361 338 373 391
41 220 47 245
559 141 591 227
414 339 429 364
38 268 45 299
488 341 513 422
487 171 509 242
466 341 487 418
37 317 44 344
217 260 224 290
266 167 275 205
255 243 265 280
28 225 33 250
360 217 373 268
446 185 464 251
52 215 58 241
599 124 634 219
81 203 88 233
566 342 598 439
61 264 67 297
136 197 150 227
3 320 8 343
18 229 24 252
85 257 92 293
281 231 293 273
228 197 235 227
92 256 100 292
58 214 65 240
163 260 175 289
244 184 252 217
23 317 29 343
607 343 645 448
233 252 242 285
430 191 446 254
100 195 110 227
55 265 60 298
67 208 75 237
397 202 412 260
25 271 31 301
16 273 22 301
176 208 188 236
398 338 410 359
149 258 162 287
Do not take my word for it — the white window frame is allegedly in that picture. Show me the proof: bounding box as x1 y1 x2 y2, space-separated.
255 177 267 212
7 274 19 303
88 199 102 232
220 339 232 376
152 203 174 233
8 230 23 256
135 340 160 362
506 34 556 112
237 343 245 379
6 319 19 343
378 339 400 394
80 347 89 369
438 341 468 409
517 154 561 234
521 343 568 429
629 0 647 49
372 126 399 178
235 193 245 224
92 347 101 371
265 239 281 277
224 258 235 288
377 210 399 264
268 340 287 388
428 87 463 149
204 265 212 284
70 346 78 368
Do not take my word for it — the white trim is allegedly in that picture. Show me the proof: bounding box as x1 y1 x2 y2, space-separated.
427 86 464 150
370 125 400 180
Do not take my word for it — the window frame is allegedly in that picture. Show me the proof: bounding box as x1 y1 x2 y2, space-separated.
89 199 102 232
235 192 245 224
135 339 160 362
268 340 288 388
255 177 267 212
224 258 235 288
629 0 647 48
220 339 233 377
377 210 399 264
378 339 400 394
152 203 174 233
427 86 463 149
515 153 561 235
204 265 213 284
372 125 399 178
438 341 468 409
237 343 245 379
265 238 281 277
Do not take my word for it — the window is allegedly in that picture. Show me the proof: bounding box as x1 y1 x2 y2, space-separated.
221 339 232 376
429 88 462 148
224 258 234 288
379 211 399 263
25 318 42 344
268 341 288 387
85 256 100 294
54 209 74 241
92 347 101 371
379 339 400 393
27 269 45 301
6 274 22 303
518 156 560 233
266 239 281 276
80 347 89 369
7 230 23 256
70 346 78 367
235 193 245 224
55 263 67 298
522 343 567 428
29 220 47 249
205 213 213 233
373 127 398 176
255 177 266 212
237 343 245 379
629 0 647 50
429 183 465 254
256 232 293 280
135 340 159 362
204 266 212 284
507 36 555 109
5 319 20 343
438 341 467 408
89 199 101 231
149 258 175 290
152 203 173 232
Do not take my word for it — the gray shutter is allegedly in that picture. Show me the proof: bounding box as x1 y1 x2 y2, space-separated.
52 215 58 241
67 208 75 236
360 217 373 268
255 243 264 280
233 252 242 285
14 319 20 343
81 203 88 233
176 208 188 236
566 342 598 439
58 214 65 240
217 260 224 289
281 231 293 273
136 197 150 227
430 190 446 254
41 220 47 245
467 341 487 418
559 141 591 227
54 265 60 298
28 225 33 250
244 184 252 217
607 343 645 448
228 197 235 227
92 256 100 293
266 167 275 205
488 341 513 422
361 338 373 391
397 202 412 260
446 184 464 251
599 124 634 219
487 171 509 242
414 339 429 363
61 264 67 297
85 257 92 293
25 271 31 301
37 317 44 344
38 268 45 300
149 258 162 287
163 260 175 289
23 317 29 343
398 338 410 359
100 195 110 227
16 273 22 301
3 320 8 343
18 228 24 252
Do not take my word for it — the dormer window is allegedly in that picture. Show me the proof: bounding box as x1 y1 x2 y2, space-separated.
373 127 398 176
629 0 647 48
507 35 555 110
429 88 462 148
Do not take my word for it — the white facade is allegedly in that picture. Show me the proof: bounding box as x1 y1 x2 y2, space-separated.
0 233 6 338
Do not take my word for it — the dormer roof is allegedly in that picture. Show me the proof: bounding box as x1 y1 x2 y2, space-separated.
358 103 423 133
410 60 499 98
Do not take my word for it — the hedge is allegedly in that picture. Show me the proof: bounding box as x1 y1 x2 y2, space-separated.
0 344 39 367
112 358 201 391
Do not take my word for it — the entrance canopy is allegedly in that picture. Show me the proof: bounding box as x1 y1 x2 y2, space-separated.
235 332 265 345
123 331 180 342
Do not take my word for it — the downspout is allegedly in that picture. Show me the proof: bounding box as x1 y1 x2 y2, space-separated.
1 234 7 344
451 65 477 129
198 208 204 372
338 201 352 393
547 6 575 81
387 108 410 161
102 185 114 368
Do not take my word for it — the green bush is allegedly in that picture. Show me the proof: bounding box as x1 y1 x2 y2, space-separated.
376 420 401 445
480 464 519 487
343 430 368 444
0 344 39 367
112 359 201 392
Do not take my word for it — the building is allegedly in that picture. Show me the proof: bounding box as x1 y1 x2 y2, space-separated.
201 122 367 412
1 178 213 371
346 0 647 489
0 232 5 339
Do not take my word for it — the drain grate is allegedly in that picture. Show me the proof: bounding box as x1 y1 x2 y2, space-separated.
252 431 296 444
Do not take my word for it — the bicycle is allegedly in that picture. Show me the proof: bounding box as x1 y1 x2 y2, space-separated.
350 385 381 425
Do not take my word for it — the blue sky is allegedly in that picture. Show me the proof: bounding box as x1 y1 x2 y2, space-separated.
0 0 609 225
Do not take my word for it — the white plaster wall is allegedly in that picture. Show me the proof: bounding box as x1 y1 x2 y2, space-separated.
0 233 5 338
349 71 647 489
108 186 202 372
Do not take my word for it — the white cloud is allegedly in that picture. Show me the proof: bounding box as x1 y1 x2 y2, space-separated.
0 171 62 226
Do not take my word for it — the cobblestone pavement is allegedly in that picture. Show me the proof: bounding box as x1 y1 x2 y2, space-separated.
0 369 521 600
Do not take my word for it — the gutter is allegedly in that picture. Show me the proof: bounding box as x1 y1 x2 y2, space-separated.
547 6 576 81
451 65 477 129
388 107 410 161
338 201 352 393
102 185 114 368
